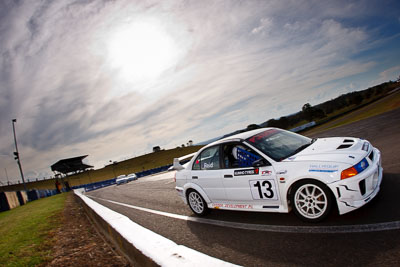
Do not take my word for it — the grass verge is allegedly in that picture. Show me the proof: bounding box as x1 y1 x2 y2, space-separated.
304 89 400 135
0 193 67 266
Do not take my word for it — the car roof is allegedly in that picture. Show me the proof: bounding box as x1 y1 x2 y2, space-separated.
207 128 275 146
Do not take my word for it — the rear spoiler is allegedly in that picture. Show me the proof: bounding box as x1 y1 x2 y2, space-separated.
170 152 197 171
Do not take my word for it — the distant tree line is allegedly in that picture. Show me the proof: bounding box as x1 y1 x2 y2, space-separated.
221 80 399 138
258 81 399 130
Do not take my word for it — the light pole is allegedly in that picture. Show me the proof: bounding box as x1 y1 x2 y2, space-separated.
12 119 28 192
109 160 116 178
4 168 9 185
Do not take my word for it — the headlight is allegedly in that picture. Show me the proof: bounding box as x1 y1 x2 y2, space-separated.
341 158 369 180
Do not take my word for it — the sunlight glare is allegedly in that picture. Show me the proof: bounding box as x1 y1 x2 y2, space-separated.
107 19 178 85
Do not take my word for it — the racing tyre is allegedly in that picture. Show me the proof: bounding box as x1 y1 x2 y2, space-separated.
187 190 209 216
291 180 332 223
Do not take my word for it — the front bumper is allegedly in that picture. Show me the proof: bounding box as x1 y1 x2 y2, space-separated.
328 148 383 215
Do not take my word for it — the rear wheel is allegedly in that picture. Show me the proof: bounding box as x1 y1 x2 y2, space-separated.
291 181 332 222
187 190 209 216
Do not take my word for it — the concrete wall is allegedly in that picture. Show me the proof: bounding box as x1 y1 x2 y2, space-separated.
74 189 237 267
74 192 157 266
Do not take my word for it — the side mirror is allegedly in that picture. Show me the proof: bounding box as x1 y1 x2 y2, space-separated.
252 158 270 167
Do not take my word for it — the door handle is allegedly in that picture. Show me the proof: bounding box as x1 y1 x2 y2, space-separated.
224 174 233 178
192 176 198 179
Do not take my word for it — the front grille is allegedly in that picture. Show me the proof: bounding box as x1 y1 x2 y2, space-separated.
359 179 366 196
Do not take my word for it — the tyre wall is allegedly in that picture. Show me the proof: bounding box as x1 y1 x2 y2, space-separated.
4 191 21 209
0 190 57 213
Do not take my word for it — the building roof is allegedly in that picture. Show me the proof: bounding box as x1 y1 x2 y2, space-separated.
51 155 93 174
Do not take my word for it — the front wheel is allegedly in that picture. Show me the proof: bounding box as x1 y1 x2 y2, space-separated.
187 190 209 216
291 181 332 222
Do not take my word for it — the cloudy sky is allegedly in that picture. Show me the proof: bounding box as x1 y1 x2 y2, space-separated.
1 0 399 184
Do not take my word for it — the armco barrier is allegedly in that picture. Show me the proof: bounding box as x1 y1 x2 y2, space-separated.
78 178 117 192
62 162 184 193
74 189 238 267
80 164 175 192
135 165 172 178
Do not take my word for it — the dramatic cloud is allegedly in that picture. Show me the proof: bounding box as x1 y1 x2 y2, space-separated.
0 0 399 183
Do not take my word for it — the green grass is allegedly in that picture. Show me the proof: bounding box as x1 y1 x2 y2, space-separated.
304 90 400 135
0 193 67 266
328 91 400 127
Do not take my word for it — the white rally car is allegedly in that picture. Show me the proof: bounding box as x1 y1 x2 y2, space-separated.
173 128 383 222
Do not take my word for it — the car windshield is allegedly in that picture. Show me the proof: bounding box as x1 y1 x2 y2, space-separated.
246 129 312 161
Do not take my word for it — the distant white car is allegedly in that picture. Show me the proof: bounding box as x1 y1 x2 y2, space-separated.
116 173 137 185
127 173 138 181
174 128 383 222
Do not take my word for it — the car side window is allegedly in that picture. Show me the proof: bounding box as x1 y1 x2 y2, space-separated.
222 143 262 169
192 146 220 170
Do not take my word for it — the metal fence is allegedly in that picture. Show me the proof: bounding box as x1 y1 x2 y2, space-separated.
1 163 177 212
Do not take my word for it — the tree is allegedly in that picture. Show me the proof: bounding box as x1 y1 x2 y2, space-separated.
302 103 314 121
266 119 279 127
265 118 289 129
365 90 372 99
349 92 363 106
313 108 326 119
246 124 260 131
302 103 312 112
277 116 289 129
301 103 326 121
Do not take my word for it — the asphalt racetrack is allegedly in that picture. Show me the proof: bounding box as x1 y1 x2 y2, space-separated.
87 108 400 266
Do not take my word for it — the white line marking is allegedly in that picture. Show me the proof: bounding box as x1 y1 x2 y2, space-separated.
78 191 240 267
89 196 400 234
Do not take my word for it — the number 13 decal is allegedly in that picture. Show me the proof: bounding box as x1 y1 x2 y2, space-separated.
249 179 279 200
